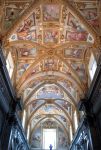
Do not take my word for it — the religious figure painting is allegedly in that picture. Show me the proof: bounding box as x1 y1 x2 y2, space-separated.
19 48 37 57
67 13 85 33
64 48 83 58
44 58 57 71
17 29 37 41
80 8 99 30
43 5 60 22
44 30 59 43
71 63 86 82
66 13 88 41
16 13 36 41
66 31 87 41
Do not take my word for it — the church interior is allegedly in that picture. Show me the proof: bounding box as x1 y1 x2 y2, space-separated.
0 0 101 149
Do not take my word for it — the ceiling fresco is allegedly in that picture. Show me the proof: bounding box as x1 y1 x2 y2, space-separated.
0 0 100 145
4 2 31 30
9 3 94 45
76 1 99 32
43 5 60 22
39 104 61 114
36 84 64 99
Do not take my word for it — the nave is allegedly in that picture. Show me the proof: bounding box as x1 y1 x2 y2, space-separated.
0 0 101 150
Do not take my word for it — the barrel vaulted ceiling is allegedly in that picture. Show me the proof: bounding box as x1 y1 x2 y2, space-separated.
0 0 101 143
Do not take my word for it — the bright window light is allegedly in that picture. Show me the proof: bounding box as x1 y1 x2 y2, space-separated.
43 129 56 149
88 54 97 81
6 52 14 78
74 111 78 131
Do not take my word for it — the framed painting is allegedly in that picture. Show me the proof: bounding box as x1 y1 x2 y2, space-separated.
17 13 36 40
64 48 83 58
67 13 85 33
80 8 99 30
65 30 88 41
44 30 59 43
43 5 60 22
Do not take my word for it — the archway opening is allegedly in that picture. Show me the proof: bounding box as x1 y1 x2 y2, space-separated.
43 128 57 149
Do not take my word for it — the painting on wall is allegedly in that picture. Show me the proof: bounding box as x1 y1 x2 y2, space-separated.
4 3 28 30
58 127 69 150
67 13 85 32
17 29 37 41
37 85 64 99
56 100 71 113
66 13 88 41
44 30 59 43
19 47 37 57
80 8 99 31
30 100 45 113
39 104 61 114
71 62 86 82
43 5 60 22
64 48 83 58
17 63 30 80
16 13 37 41
43 105 56 113
44 58 58 71
59 80 77 98
65 30 87 41
31 127 41 148
4 2 31 30
5 7 19 29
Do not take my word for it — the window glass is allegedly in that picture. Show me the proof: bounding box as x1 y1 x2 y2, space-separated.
88 54 97 81
6 52 14 78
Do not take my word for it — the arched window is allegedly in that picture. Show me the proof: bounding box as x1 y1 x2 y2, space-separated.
6 52 14 78
88 54 97 81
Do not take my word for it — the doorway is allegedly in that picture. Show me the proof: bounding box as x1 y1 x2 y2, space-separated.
43 128 57 149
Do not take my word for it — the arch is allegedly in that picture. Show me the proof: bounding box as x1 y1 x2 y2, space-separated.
23 81 79 111
29 116 70 144
23 84 77 112
30 113 69 126
18 71 83 95
24 98 77 125
29 116 46 143
24 98 75 110
26 101 73 129
54 102 72 125
17 54 47 89
56 54 86 90
16 55 85 91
